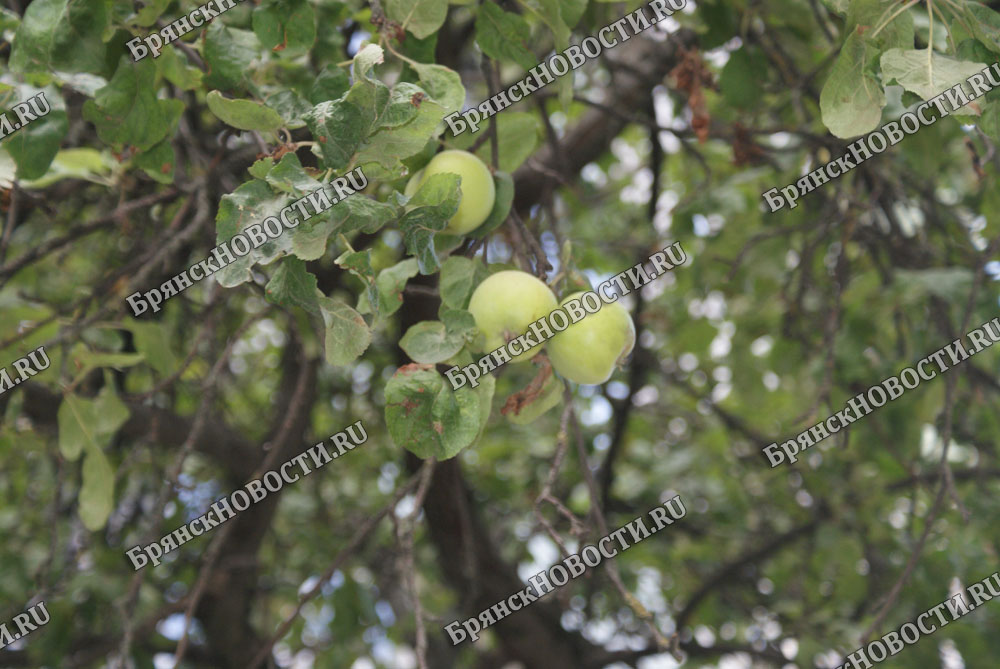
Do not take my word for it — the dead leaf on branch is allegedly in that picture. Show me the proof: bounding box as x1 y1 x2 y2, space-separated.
501 355 553 418
732 122 765 167
670 47 716 143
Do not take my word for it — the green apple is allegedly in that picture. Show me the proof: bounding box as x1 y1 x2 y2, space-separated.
468 270 558 362
406 150 495 235
547 292 635 384
404 168 424 198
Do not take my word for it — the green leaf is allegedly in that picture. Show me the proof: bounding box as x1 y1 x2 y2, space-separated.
252 0 317 54
504 373 564 424
79 448 114 531
290 192 398 261
207 91 284 132
821 0 849 14
384 364 486 459
93 383 131 435
132 138 175 184
3 85 68 180
344 78 391 139
965 3 1000 53
398 30 438 64
342 47 404 148
310 65 351 104
453 113 540 172
133 0 172 28
399 318 475 364
467 171 513 238
847 0 914 50
475 2 537 71
81 58 184 151
355 92 446 173
265 89 313 129
336 249 379 317
320 297 371 366
214 179 292 287
213 160 317 282
375 83 425 129
957 38 995 65
412 63 466 116
439 256 483 309
203 23 260 90
68 347 145 382
57 385 130 461
130 320 178 376
521 0 570 51
158 46 204 91
19 147 113 188
57 394 89 461
265 151 324 194
354 43 385 80
473 372 495 438
893 268 974 303
362 258 419 317
880 49 987 116
341 196 400 235
980 99 1000 140
215 155 352 285
10 0 109 74
440 308 477 340
0 7 17 33
249 157 275 180
386 0 448 39
719 46 769 109
819 30 886 138
305 99 365 170
558 0 587 28
399 173 461 274
265 256 322 317
521 0 572 106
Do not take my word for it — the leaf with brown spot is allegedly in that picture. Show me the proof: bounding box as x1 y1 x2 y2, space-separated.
384 366 493 459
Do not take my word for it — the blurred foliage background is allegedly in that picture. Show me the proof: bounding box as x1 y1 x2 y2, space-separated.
0 0 998 667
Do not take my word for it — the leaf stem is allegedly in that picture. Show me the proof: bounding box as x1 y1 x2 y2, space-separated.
338 233 356 253
870 0 919 39
938 0 975 52
382 37 418 68
927 0 935 80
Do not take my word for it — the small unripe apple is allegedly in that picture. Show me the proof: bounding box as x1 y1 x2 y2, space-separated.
468 270 558 362
405 150 495 235
404 168 424 198
547 292 635 384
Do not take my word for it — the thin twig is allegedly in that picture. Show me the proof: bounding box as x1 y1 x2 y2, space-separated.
534 400 585 556
0 180 18 265
248 469 426 668
567 387 674 655
860 235 1000 643
114 312 266 667
395 459 436 669
0 189 179 284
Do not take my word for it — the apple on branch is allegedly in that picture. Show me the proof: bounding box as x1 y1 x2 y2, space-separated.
467 270 557 363
547 292 635 385
405 150 496 235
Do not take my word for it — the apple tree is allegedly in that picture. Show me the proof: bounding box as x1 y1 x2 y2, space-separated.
0 0 999 667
